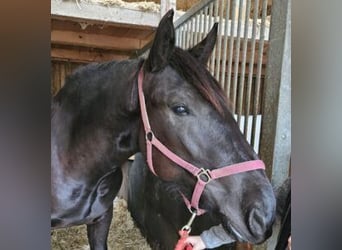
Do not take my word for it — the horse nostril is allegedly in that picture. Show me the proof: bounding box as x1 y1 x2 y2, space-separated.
247 208 273 243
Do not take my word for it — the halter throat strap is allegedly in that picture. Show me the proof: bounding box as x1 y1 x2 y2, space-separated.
137 67 265 215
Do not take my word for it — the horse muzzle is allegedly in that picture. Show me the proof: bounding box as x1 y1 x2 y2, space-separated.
219 192 276 244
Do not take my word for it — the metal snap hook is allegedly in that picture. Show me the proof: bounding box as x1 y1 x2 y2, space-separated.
181 210 197 233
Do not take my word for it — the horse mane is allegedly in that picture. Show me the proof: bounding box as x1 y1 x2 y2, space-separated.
169 47 232 118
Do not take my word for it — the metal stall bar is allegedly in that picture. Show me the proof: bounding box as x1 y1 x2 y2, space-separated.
243 0 259 143
225 0 237 98
236 0 251 127
251 0 267 150
174 0 216 29
207 1 214 71
214 0 225 81
203 6 209 41
232 0 245 114
209 0 219 75
181 23 186 48
185 21 190 49
198 9 204 41
189 18 194 49
219 0 230 90
193 14 199 45
175 27 180 48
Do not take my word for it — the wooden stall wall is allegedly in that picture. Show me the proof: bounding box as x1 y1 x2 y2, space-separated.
51 61 85 96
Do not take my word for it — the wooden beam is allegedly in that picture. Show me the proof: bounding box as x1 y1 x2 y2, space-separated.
51 19 156 40
51 46 130 63
51 30 149 51
51 0 161 28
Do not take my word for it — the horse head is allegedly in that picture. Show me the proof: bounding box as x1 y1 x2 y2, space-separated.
135 10 276 244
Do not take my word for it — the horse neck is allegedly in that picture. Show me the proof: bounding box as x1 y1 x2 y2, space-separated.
51 59 142 174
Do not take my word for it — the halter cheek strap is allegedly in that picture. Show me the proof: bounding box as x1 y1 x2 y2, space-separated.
138 67 265 215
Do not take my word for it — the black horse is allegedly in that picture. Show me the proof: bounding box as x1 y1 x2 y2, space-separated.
51 9 276 250
125 10 275 250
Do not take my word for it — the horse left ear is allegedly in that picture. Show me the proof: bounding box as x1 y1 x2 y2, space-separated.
145 9 175 72
188 23 218 64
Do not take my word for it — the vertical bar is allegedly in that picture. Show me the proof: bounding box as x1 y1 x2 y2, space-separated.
192 17 197 47
179 25 183 48
220 0 230 91
175 28 180 47
193 14 199 45
179 27 184 48
198 10 204 41
243 0 259 141
237 0 251 127
226 0 237 99
181 25 186 49
231 0 245 114
214 0 225 82
208 2 214 33
189 18 194 48
207 2 214 70
203 6 210 66
251 0 267 149
259 0 291 189
210 0 219 75
185 22 190 49
257 1 291 250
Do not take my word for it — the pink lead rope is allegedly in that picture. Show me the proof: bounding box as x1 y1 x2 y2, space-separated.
137 67 265 215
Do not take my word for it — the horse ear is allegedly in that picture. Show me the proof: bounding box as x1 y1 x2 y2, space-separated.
145 9 175 72
188 23 218 64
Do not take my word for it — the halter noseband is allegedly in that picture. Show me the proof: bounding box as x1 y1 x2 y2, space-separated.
138 67 265 216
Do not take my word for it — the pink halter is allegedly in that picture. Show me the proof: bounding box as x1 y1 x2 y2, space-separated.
137 67 265 215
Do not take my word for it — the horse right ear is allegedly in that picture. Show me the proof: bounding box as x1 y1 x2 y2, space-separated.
145 9 175 72
188 23 218 64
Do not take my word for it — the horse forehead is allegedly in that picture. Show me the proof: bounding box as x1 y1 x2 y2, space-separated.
151 68 199 99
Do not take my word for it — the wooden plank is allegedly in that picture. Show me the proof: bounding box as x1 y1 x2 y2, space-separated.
51 19 155 40
51 46 130 63
51 62 60 96
51 30 148 51
51 0 161 29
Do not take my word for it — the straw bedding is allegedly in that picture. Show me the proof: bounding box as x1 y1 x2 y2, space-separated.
51 198 151 250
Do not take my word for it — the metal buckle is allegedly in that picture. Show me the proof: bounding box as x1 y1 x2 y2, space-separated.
196 168 212 183
181 211 197 233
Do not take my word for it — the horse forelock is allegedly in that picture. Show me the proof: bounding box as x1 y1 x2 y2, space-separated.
169 48 232 118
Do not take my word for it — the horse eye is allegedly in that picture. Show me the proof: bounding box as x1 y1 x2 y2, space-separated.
171 105 189 115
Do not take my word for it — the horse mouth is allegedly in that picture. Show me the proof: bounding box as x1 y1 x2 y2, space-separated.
222 221 246 242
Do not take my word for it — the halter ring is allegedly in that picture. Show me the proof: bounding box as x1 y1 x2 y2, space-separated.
145 131 154 142
196 168 212 183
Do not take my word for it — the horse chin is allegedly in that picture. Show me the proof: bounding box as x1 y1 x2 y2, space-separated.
221 221 246 243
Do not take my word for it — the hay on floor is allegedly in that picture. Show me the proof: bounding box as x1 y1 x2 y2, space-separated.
81 0 161 12
51 198 151 250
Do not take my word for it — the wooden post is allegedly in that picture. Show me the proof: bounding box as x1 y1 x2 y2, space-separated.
160 0 176 17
